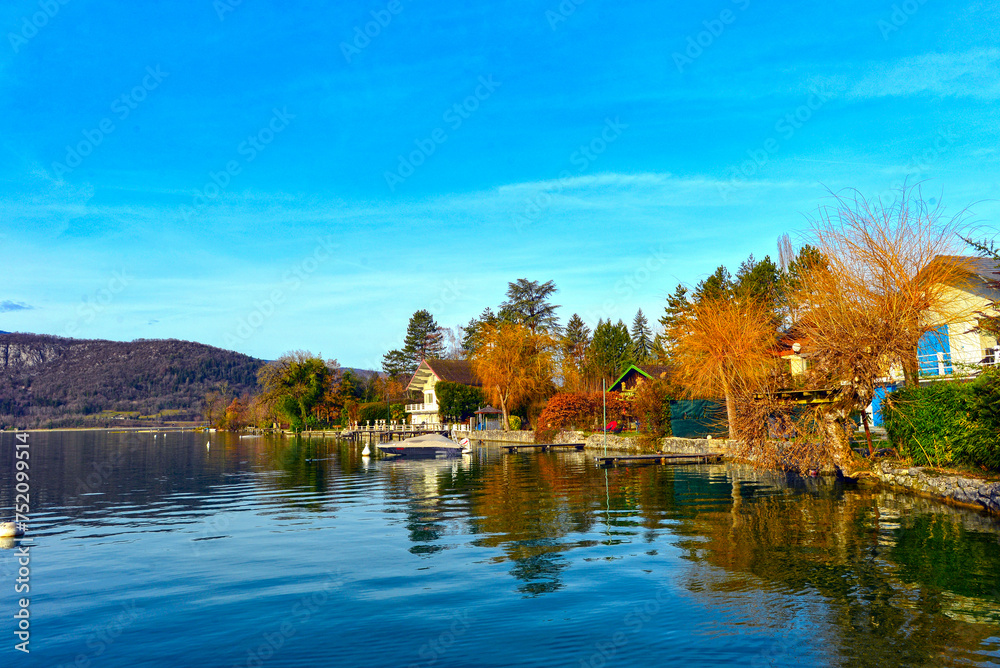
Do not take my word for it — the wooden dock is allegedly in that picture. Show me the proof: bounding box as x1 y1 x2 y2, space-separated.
595 452 723 467
501 443 586 453
345 429 449 444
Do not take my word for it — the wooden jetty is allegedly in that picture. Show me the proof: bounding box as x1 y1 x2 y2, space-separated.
595 452 723 468
500 443 586 453
338 428 449 444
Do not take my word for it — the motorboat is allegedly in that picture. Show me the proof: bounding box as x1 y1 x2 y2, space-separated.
377 433 472 458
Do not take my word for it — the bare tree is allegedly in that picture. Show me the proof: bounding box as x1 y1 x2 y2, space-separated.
742 186 976 474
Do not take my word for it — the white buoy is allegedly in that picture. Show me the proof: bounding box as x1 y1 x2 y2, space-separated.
0 522 24 538
362 443 371 456
460 437 472 455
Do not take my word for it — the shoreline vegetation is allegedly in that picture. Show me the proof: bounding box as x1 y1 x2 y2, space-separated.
4 187 999 516
16 424 996 516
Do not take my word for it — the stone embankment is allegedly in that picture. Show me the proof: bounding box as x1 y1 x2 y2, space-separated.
871 462 1000 515
471 430 1000 516
465 430 738 455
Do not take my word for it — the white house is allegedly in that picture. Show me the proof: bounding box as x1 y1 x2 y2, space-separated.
918 255 999 378
405 359 481 426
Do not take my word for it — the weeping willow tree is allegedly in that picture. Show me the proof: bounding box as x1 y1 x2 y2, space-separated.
740 186 976 474
668 295 778 440
470 322 555 430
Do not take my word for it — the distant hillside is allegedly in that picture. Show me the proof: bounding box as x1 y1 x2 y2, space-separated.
0 333 266 429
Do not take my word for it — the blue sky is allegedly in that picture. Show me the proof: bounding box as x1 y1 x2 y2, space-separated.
1 0 998 369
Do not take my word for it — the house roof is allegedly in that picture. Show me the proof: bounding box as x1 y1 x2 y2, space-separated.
609 363 672 392
405 358 481 392
774 330 813 358
930 255 1000 298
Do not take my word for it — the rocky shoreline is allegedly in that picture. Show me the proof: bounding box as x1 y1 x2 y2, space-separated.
869 462 1000 515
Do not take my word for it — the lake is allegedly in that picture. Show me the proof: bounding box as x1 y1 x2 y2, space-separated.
1 430 999 667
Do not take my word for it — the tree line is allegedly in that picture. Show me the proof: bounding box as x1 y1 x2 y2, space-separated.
221 185 999 477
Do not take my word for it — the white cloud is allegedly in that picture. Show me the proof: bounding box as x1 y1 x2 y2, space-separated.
849 48 1000 99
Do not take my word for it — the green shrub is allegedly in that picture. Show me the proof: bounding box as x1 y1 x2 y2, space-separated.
436 381 485 422
356 402 407 425
883 370 1000 470
508 415 522 431
965 368 1000 469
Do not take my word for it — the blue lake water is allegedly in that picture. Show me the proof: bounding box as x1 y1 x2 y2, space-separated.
2 430 1000 667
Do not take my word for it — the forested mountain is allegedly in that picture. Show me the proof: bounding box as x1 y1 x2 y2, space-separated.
0 333 266 428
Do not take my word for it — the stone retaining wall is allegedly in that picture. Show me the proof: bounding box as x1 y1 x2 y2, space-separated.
462 429 738 455
872 462 1000 515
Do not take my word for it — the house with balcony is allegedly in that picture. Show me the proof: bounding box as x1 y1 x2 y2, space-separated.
405 359 482 425
917 255 999 379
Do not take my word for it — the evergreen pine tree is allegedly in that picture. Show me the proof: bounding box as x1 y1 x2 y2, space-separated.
382 349 414 379
401 310 444 368
500 278 561 333
588 319 632 382
630 309 652 363
562 313 591 368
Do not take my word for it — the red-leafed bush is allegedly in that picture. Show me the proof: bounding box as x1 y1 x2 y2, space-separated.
535 392 632 442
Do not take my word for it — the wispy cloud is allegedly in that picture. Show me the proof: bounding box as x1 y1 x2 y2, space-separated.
849 48 1000 99
0 300 33 312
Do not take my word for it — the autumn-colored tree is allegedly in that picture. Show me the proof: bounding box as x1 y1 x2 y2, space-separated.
668 296 778 439
222 396 247 430
800 186 974 385
470 322 555 430
632 378 673 438
774 187 977 469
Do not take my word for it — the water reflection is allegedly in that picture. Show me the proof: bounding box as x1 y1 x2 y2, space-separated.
1 432 999 667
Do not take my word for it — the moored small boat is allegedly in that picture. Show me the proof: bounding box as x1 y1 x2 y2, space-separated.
377 433 471 458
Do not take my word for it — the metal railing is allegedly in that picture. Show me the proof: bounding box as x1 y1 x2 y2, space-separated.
918 348 998 378
405 402 439 413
